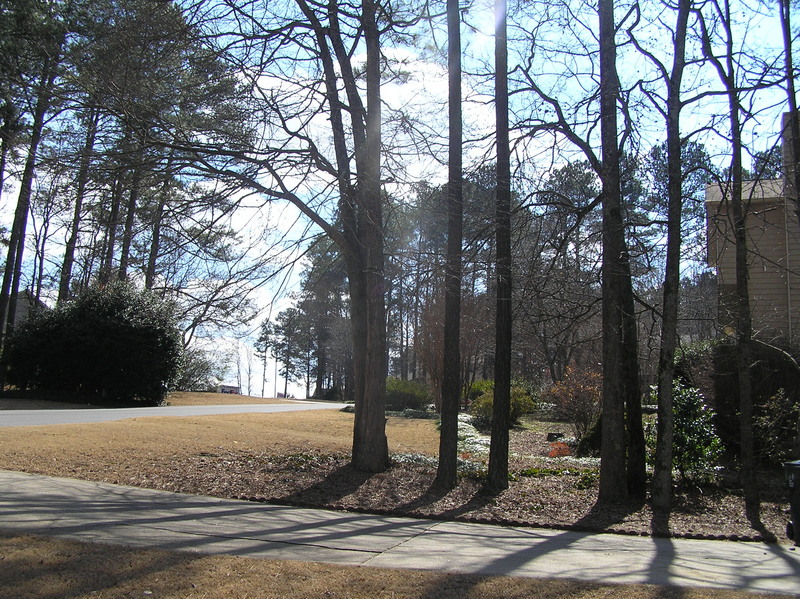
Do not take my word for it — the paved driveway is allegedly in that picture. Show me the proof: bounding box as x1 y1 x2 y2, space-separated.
0 401 347 427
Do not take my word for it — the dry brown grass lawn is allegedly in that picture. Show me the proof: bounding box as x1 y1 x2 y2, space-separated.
0 392 794 599
0 391 440 467
1 531 792 599
0 409 440 468
166 391 292 406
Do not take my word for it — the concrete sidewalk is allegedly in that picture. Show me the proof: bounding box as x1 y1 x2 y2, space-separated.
1 470 798 595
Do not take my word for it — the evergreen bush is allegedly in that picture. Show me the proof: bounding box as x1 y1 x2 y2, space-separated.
467 379 494 404
5 283 183 405
468 380 536 430
754 388 800 463
676 338 800 462
646 380 723 482
385 377 430 411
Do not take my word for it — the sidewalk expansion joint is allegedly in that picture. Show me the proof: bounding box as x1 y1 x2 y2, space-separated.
138 523 385 555
361 521 441 564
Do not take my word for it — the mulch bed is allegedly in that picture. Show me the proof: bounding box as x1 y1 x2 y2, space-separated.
78 426 791 545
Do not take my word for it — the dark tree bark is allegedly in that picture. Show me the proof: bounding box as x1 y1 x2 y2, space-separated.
349 0 389 473
314 326 327 398
597 0 641 505
118 147 145 281
699 0 758 516
144 150 177 290
732 116 759 518
98 176 123 285
435 0 463 490
779 1 799 229
0 53 59 342
597 0 626 504
0 100 21 210
623 268 645 501
59 109 99 302
144 194 165 290
488 0 511 493
299 0 389 472
652 0 690 512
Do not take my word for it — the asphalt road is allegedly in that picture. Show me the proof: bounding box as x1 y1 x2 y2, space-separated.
0 401 348 427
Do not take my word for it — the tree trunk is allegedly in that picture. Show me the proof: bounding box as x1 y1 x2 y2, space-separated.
597 0 629 505
0 100 18 209
0 55 58 344
305 347 312 399
99 177 123 285
349 0 389 473
435 0 463 491
347 254 389 471
118 150 145 281
5 233 24 333
145 154 175 290
314 325 327 398
293 0 389 471
0 138 8 210
488 0 512 493
730 107 759 517
779 1 800 233
283 352 289 398
623 258 645 502
731 127 758 516
33 211 50 303
59 109 99 302
261 348 268 398
652 0 690 511
697 0 758 516
145 193 166 290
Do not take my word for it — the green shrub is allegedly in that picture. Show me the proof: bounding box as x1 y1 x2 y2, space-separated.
385 377 430 411
5 282 183 405
467 379 494 403
647 380 723 482
469 380 536 431
676 338 800 461
673 340 721 382
470 392 494 430
754 388 800 463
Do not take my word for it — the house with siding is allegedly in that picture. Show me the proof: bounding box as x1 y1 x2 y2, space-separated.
10 289 48 327
706 114 800 347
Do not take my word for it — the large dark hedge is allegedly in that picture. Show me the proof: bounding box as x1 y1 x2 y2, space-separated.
5 283 183 405
675 338 800 463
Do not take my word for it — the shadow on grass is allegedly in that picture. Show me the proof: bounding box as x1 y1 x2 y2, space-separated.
395 479 498 520
265 454 502 524
746 500 778 543
573 495 646 533
0 530 210 599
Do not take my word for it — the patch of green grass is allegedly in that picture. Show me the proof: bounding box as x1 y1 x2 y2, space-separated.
516 466 599 479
